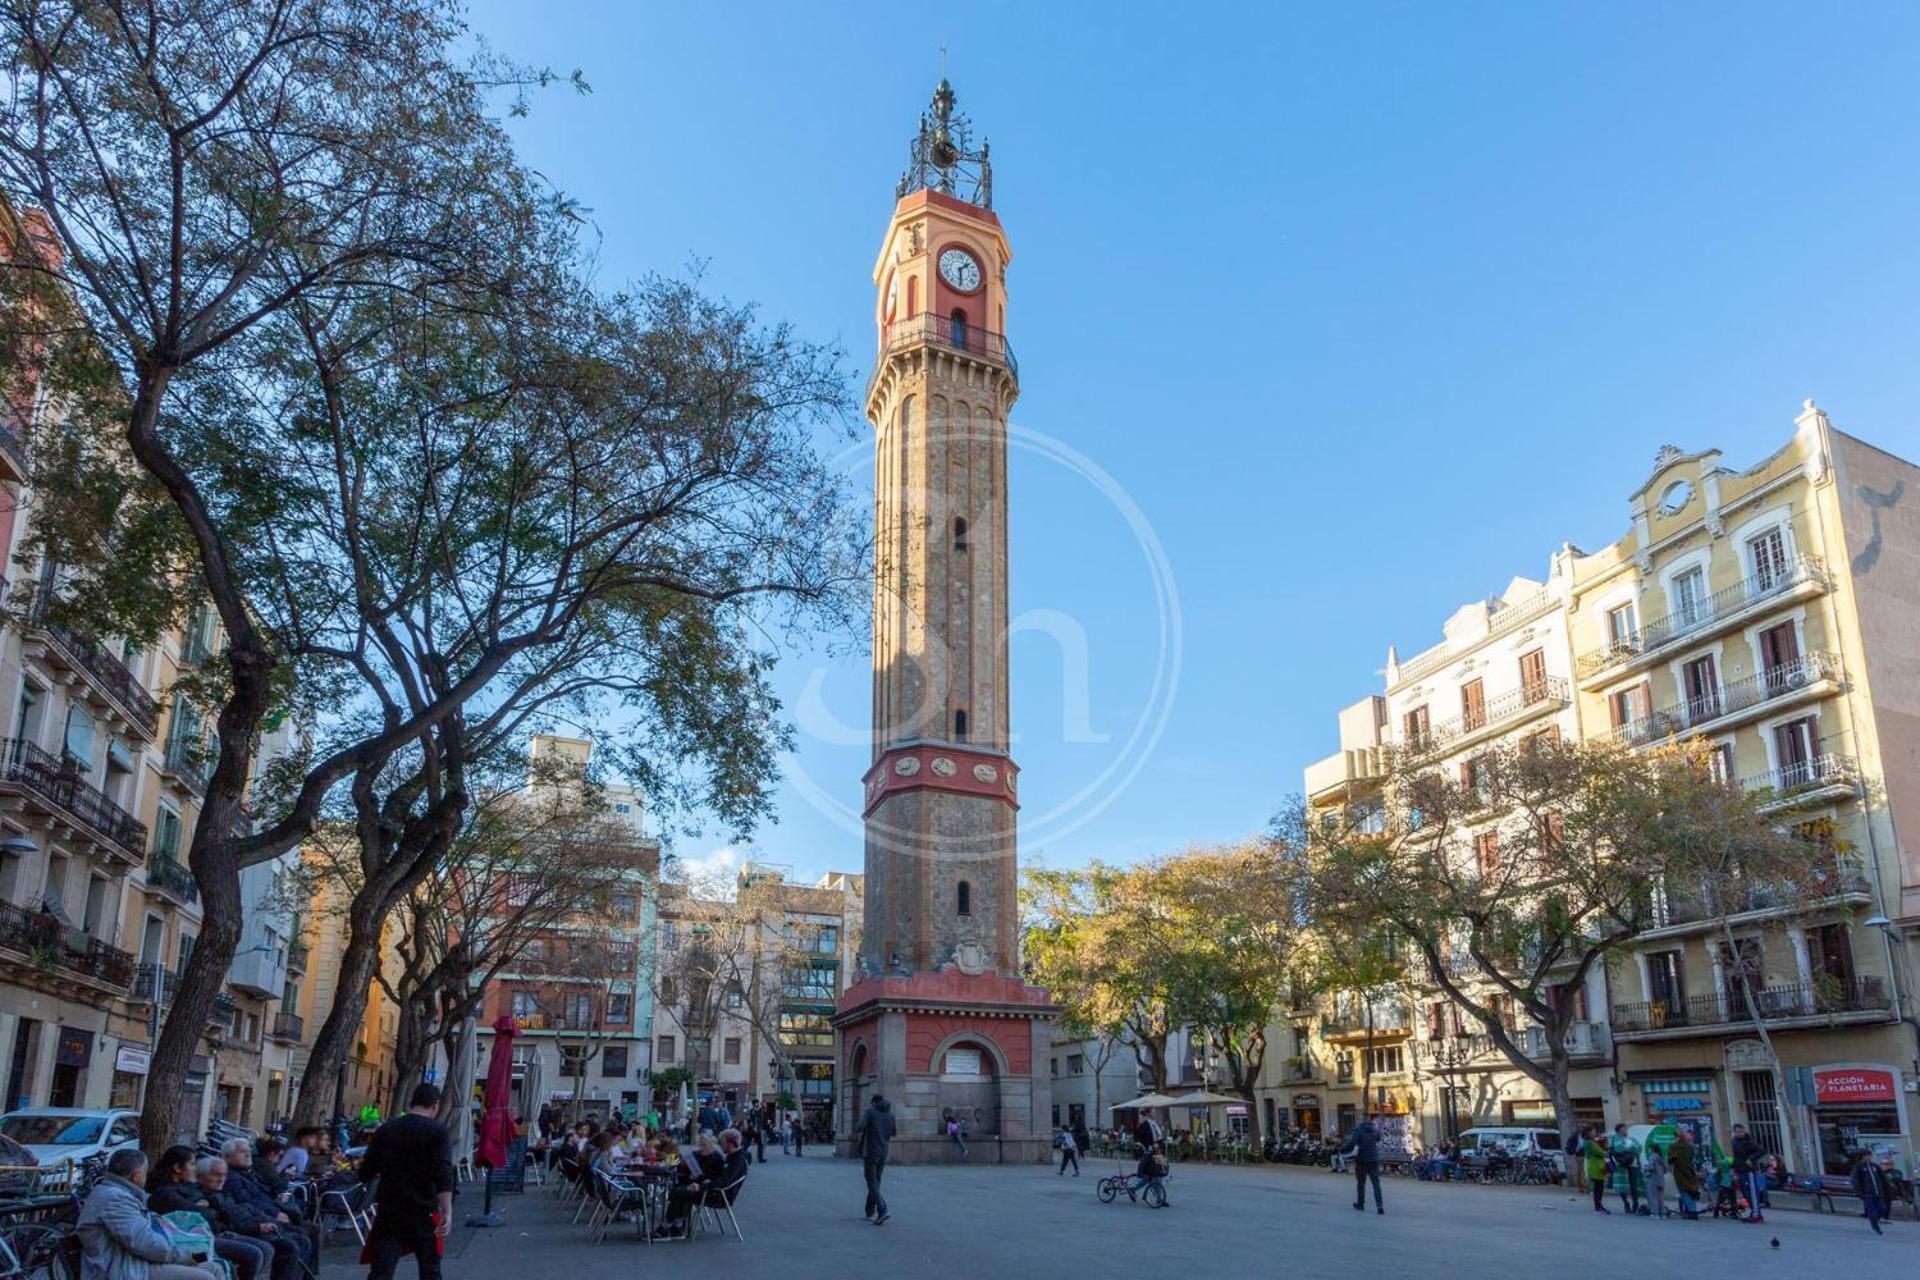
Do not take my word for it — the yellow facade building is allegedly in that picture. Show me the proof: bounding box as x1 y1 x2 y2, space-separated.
1300 404 1920 1175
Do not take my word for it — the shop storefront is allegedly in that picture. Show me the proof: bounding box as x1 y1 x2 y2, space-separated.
1291 1093 1321 1136
1635 1076 1720 1156
109 1044 148 1110
1810 1064 1907 1175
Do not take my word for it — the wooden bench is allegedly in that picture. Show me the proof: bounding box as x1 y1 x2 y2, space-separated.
1791 1173 1917 1218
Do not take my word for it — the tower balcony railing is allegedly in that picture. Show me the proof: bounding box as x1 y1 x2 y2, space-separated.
1577 555 1827 680
874 312 1018 383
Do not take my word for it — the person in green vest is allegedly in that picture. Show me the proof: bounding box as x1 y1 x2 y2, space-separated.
1580 1125 1611 1214
357 1102 382 1135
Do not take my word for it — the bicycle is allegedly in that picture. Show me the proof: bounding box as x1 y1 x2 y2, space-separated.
1096 1166 1170 1208
0 1219 73 1280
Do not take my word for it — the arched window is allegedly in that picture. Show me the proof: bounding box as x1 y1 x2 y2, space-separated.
906 277 918 317
899 395 914 433
957 880 972 916
953 516 968 551
950 308 969 351
954 708 968 741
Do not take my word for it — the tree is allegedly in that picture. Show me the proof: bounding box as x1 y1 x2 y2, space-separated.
1292 736 1818 1161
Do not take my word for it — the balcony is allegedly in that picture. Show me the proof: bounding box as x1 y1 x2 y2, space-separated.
129 962 181 1005
1649 854 1870 931
1578 554 1828 683
0 899 135 991
1401 677 1570 759
144 855 198 906
162 739 209 796
1601 653 1842 748
209 991 236 1028
1305 746 1388 801
0 737 147 863
1282 1054 1322 1081
1743 753 1858 814
269 1011 304 1043
286 941 309 975
1520 1019 1610 1060
869 312 1018 401
1611 977 1891 1040
1322 1008 1412 1041
24 604 159 740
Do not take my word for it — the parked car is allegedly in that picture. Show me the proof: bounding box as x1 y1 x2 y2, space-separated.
0 1108 140 1179
0 1132 38 1195
1453 1126 1567 1176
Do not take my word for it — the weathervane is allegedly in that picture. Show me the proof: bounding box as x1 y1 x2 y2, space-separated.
897 60 993 208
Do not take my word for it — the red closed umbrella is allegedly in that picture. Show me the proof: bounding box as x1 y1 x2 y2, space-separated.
476 1014 518 1170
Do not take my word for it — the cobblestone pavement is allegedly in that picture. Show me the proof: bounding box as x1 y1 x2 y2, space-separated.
320 1150 1919 1280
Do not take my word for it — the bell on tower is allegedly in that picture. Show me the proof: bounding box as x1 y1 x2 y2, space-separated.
897 77 993 208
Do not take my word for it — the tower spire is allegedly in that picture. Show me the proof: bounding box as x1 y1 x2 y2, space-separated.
897 73 993 208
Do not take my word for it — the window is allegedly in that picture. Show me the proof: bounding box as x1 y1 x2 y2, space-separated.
505 875 535 907
1647 950 1684 1012
63 706 94 771
1748 527 1789 592
601 1046 628 1078
949 309 969 350
1460 679 1486 732
657 1035 676 1064
510 990 538 1019
1808 923 1856 990
1364 1046 1404 1075
1050 1057 1058 1078
906 278 918 318
1773 717 1818 785
957 880 971 916
565 993 593 1027
658 976 678 1006
1350 800 1386 834
152 806 183 862
1606 603 1639 655
953 708 968 740
1067 1054 1085 1074
1474 831 1501 877
1708 741 1736 785
178 933 197 969
723 1037 742 1066
610 890 635 917
1525 724 1561 752
1672 567 1708 630
953 517 969 552
613 802 631 814
1681 654 1720 724
1609 682 1651 730
1518 649 1547 701
82 875 108 935
13 681 42 743
1460 756 1494 805
1720 937 1765 1006
1758 622 1801 686
1402 705 1430 747
559 1046 587 1077
662 921 679 951
522 939 544 962
779 1012 834 1047
608 991 632 1021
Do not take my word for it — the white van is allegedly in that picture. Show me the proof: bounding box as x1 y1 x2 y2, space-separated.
1453 1126 1567 1176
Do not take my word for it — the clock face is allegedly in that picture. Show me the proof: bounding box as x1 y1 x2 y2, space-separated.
938 247 983 293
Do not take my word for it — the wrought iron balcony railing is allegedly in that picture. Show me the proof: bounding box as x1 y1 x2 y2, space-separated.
26 603 160 738
1402 677 1570 756
0 899 136 988
876 312 1018 381
0 737 147 861
163 738 210 796
1601 653 1841 747
1612 977 1890 1034
270 1011 304 1042
1578 555 1827 679
1740 753 1857 809
1650 854 1870 928
145 855 197 904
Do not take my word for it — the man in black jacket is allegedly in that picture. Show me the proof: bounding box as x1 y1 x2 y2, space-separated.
1339 1111 1385 1215
856 1095 896 1225
1729 1126 1765 1224
358 1083 456 1280
1851 1150 1892 1234
199 1158 308 1280
223 1140 320 1267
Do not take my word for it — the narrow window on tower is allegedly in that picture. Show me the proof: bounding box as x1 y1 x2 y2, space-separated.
954 708 969 740
957 880 972 916
953 517 969 551
950 308 969 350
907 277 918 317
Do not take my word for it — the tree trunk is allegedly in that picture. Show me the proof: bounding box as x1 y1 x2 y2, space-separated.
1717 917 1799 1171
292 903 386 1125
1546 1038 1579 1180
138 858 243 1152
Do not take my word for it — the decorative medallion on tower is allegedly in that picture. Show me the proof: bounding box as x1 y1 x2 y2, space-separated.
835 77 1057 1166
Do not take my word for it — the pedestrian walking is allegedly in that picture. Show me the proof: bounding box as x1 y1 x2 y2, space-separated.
1072 1117 1092 1161
856 1095 896 1225
1337 1109 1384 1215
1730 1125 1765 1224
1608 1123 1643 1215
1057 1126 1080 1176
358 1083 455 1280
792 1112 806 1158
779 1114 791 1156
1580 1126 1611 1214
1851 1149 1891 1235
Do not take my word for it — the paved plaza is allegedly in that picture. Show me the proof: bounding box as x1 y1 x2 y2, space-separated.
327 1153 1920 1280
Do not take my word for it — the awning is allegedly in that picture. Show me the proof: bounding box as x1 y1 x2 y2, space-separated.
1168 1090 1238 1106
1109 1093 1180 1110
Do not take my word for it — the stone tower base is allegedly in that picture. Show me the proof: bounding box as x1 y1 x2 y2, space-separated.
833 972 1057 1165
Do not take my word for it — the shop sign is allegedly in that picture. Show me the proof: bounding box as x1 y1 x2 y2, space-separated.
1648 1096 1707 1113
55 1028 92 1068
1814 1068 1897 1105
1292 1094 1320 1108
114 1045 150 1075
1225 1105 1248 1116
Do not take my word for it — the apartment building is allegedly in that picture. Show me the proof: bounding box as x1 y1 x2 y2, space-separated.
477 736 660 1123
1299 405 1920 1174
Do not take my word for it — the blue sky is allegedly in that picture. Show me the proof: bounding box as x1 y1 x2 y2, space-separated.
465 0 1920 883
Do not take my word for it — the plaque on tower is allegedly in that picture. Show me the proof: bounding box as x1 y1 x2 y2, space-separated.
833 78 1057 1166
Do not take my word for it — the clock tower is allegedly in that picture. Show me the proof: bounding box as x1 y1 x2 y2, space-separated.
833 79 1056 1164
